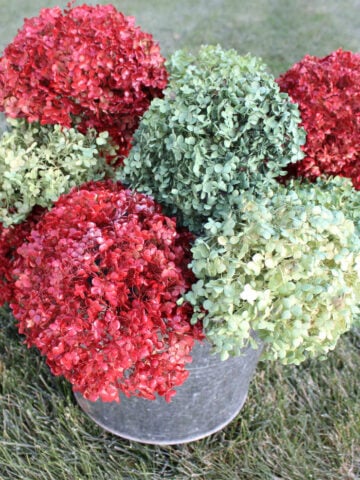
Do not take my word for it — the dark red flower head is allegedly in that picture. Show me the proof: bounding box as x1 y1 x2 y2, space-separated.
0 4 168 164
277 49 360 187
0 207 45 307
10 181 203 402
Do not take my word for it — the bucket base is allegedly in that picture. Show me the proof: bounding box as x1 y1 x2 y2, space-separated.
75 340 262 445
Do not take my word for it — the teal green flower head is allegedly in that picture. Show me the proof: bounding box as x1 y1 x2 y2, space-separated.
121 45 305 233
184 177 360 364
0 118 116 226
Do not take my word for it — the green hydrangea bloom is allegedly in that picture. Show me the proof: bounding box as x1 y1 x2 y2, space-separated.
121 45 305 233
184 177 360 364
0 119 116 226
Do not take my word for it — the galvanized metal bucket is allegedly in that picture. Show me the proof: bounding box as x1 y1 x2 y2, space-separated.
75 339 263 445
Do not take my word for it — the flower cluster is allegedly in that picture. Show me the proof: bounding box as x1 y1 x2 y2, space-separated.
11 181 203 402
0 207 45 306
1 1 359 406
185 177 360 364
0 118 115 226
277 49 360 187
0 4 168 162
121 46 305 233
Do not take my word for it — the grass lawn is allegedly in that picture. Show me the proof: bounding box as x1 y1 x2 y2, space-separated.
0 1 360 479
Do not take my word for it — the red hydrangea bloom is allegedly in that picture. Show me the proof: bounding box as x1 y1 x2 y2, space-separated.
11 181 203 402
0 4 168 163
0 207 45 306
277 49 360 187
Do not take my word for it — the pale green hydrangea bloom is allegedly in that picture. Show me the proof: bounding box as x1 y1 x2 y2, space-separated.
0 118 116 226
120 45 305 233
185 177 360 364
